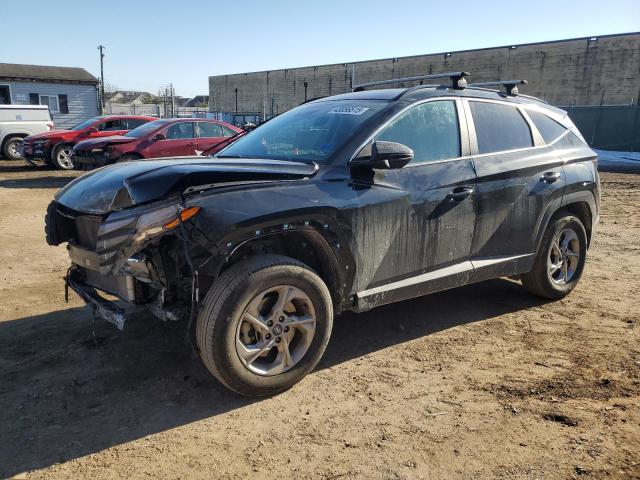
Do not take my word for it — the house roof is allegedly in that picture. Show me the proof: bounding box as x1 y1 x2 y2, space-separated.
0 63 98 84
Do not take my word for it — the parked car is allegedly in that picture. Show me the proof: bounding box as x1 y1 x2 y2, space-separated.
72 118 243 170
0 105 53 160
200 128 247 156
22 115 156 169
45 73 600 397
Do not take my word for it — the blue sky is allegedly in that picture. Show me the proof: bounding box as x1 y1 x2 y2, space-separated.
1 0 638 97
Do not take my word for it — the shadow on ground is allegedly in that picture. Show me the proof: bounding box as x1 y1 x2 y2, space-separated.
0 161 48 174
0 278 547 476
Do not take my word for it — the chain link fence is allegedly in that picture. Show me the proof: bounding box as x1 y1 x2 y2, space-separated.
104 103 212 119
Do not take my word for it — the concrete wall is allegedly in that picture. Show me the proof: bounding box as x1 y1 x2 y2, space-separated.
209 32 640 118
0 81 99 129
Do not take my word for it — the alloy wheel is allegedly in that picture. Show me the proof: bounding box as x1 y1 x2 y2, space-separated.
235 285 316 376
56 147 74 169
548 228 580 284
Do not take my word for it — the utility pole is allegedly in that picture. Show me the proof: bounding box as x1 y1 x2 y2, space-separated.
170 83 175 118
97 45 105 114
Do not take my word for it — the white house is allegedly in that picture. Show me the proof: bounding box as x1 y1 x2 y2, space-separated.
0 63 99 129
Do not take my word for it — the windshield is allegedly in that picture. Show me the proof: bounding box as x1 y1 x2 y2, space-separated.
217 100 388 163
71 117 100 131
125 119 169 138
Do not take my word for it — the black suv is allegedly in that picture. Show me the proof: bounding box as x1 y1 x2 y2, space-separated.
45 72 600 396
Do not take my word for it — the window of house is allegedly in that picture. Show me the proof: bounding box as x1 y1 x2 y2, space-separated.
527 110 567 144
469 101 533 154
166 122 195 139
40 95 60 113
375 100 460 163
0 85 11 104
198 122 224 138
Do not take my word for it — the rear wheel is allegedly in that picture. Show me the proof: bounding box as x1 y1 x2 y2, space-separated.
196 255 333 397
3 137 24 160
522 213 588 299
52 144 74 170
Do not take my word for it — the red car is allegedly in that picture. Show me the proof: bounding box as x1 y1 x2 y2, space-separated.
22 115 156 170
72 118 243 170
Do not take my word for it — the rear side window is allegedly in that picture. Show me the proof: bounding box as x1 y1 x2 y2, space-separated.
222 126 237 137
127 118 149 130
527 110 567 144
470 102 533 154
376 100 460 163
198 122 224 138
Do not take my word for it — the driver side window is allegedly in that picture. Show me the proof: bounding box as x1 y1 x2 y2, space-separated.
376 100 460 164
166 122 195 139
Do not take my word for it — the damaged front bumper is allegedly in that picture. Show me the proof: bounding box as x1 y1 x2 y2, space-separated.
48 199 206 329
73 149 110 171
65 270 128 330
22 140 52 165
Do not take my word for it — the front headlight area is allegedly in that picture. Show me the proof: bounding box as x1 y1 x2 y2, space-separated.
96 203 201 276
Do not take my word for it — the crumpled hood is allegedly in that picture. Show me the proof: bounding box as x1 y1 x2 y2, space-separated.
74 135 135 150
55 157 319 214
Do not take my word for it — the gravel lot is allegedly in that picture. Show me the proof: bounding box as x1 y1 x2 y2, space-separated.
0 160 638 480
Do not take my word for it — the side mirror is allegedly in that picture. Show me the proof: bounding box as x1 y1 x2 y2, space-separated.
352 141 413 169
86 127 98 134
154 133 166 141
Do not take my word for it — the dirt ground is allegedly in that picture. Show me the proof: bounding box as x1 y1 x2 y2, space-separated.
0 160 638 480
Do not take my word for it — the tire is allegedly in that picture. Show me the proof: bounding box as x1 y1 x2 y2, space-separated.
522 213 588 299
196 254 333 397
52 144 74 170
3 136 24 160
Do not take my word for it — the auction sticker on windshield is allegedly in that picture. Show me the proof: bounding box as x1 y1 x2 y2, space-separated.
328 106 370 115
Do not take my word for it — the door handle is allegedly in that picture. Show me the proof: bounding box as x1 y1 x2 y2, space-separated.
186 142 195 147
449 187 474 201
541 171 561 183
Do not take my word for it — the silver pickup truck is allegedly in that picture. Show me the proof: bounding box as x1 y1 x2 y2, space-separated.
0 105 53 160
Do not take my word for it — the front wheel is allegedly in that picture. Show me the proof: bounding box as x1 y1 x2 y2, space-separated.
522 213 588 299
52 144 74 170
196 255 333 397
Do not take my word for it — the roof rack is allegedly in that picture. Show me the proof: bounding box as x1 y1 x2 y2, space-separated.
468 79 528 96
352 71 470 92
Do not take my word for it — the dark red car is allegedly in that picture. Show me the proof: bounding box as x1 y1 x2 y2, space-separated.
22 115 156 170
72 118 243 170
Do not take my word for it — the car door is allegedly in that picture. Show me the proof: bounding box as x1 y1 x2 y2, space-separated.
145 122 197 158
196 122 227 153
464 99 566 280
350 98 478 305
